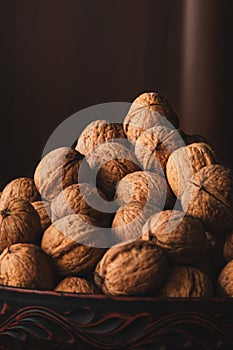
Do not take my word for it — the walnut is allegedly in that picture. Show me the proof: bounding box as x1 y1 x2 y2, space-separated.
86 142 140 199
94 240 167 296
115 171 166 210
142 210 206 264
34 147 83 202
223 230 233 262
51 183 112 227
41 214 107 277
0 198 41 253
75 120 126 155
112 202 161 244
181 165 233 234
190 257 216 282
31 201 52 232
123 92 179 145
1 177 40 203
135 126 185 171
0 243 56 290
167 143 218 198
156 265 213 297
55 276 100 294
216 260 233 297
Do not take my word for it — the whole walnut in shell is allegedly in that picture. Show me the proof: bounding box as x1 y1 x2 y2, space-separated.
112 202 161 244
75 120 126 155
0 198 41 253
41 214 107 276
86 142 140 199
115 171 166 210
55 276 100 294
0 243 56 290
156 265 213 297
135 126 185 171
216 260 233 297
142 210 206 264
34 147 83 201
31 201 52 232
167 143 218 198
51 183 112 227
94 240 167 296
123 92 179 145
181 165 233 234
223 230 233 262
1 177 40 203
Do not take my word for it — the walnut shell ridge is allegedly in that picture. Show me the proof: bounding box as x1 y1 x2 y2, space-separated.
94 240 167 296
0 243 56 290
55 276 100 294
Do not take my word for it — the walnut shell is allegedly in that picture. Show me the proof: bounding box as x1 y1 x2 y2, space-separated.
31 201 52 232
115 171 166 210
0 198 41 253
86 142 140 199
135 126 185 171
156 265 213 297
181 165 233 234
112 202 161 243
34 147 83 201
142 210 206 264
124 92 179 145
51 183 112 227
41 214 107 276
167 143 218 198
0 243 56 290
75 120 126 155
94 240 167 296
223 230 233 262
55 276 100 294
1 177 40 203
216 260 233 297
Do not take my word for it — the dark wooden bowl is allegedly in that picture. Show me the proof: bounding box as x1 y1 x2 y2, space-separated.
0 285 232 350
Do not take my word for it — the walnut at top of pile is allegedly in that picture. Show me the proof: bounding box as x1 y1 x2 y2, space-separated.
123 92 179 145
34 147 83 202
1 177 40 203
75 120 126 155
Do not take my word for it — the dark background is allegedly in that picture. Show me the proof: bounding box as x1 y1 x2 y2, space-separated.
1 0 233 189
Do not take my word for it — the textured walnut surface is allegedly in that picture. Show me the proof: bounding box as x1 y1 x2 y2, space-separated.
86 142 140 199
34 147 83 201
55 276 100 294
41 214 107 276
181 164 233 234
115 171 166 209
156 265 213 297
1 177 40 203
135 126 185 171
0 243 55 290
75 120 126 155
51 183 112 227
31 201 52 232
167 143 218 198
217 260 233 297
0 198 41 253
94 239 167 296
123 92 179 145
223 230 233 262
112 201 160 243
142 210 206 264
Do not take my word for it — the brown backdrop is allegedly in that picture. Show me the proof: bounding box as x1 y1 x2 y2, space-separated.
1 0 233 189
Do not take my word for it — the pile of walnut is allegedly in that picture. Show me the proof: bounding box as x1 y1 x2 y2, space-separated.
0 91 233 298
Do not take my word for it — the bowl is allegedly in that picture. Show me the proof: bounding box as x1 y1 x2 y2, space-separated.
0 285 233 350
